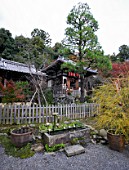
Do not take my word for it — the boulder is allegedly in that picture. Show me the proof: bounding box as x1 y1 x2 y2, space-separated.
99 129 107 139
31 143 44 152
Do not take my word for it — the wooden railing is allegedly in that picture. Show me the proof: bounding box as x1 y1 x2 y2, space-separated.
0 103 99 124
53 84 81 98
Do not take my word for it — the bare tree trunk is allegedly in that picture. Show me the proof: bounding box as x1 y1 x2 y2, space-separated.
30 88 38 104
80 76 85 103
39 84 48 105
37 90 41 107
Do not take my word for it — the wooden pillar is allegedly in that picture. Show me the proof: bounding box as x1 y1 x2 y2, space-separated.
75 79 79 90
67 78 70 89
4 78 7 87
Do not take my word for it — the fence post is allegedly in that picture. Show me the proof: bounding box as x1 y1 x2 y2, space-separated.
14 104 17 124
17 105 21 124
0 105 2 124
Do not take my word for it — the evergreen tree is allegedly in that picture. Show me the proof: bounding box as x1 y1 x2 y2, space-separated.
63 2 111 102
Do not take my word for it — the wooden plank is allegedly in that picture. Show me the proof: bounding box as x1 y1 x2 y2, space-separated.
6 104 9 124
17 105 20 124
3 105 6 124
88 104 91 117
0 105 2 124
71 104 73 119
10 104 13 124
35 105 38 123
60 104 62 122
25 105 28 124
41 106 44 123
32 104 35 123
39 105 41 123
21 105 24 124
14 104 17 124
46 105 49 123
51 105 54 122
28 106 31 124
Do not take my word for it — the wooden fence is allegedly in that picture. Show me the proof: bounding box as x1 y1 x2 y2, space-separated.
0 103 99 125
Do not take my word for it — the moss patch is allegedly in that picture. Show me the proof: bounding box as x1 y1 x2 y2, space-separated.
0 136 35 159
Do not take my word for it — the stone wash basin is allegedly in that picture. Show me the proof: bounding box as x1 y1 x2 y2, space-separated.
42 126 91 147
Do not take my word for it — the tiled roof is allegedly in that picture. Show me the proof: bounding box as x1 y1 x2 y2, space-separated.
43 56 97 74
0 58 44 75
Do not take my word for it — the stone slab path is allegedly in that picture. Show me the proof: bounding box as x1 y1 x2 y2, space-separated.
65 144 85 157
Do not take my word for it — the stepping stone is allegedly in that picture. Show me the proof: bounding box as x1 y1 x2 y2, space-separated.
31 143 44 152
64 144 85 157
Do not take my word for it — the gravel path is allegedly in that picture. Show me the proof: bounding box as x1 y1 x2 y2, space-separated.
0 143 129 170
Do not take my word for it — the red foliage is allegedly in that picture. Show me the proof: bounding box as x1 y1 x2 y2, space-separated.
110 62 129 78
0 80 25 103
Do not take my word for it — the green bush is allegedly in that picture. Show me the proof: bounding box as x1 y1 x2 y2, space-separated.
92 77 129 141
45 143 65 152
44 88 53 104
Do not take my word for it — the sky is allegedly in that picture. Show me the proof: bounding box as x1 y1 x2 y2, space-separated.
0 0 129 55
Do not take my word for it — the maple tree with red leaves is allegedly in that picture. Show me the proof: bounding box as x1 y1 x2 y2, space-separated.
0 80 25 103
110 62 129 78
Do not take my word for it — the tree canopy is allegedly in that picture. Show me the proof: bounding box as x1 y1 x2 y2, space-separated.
31 28 51 46
62 2 112 102
0 28 15 59
63 2 99 59
118 44 129 62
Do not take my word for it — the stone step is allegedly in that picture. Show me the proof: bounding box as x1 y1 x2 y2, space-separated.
64 144 85 157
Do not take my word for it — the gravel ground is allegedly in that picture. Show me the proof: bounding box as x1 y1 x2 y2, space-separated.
0 143 129 170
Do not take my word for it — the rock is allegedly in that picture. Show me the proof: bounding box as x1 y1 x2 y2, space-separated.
65 144 85 157
35 135 42 140
29 124 36 128
92 135 97 139
99 129 107 138
85 125 95 131
32 134 36 140
0 133 8 136
100 139 108 145
91 139 97 144
31 143 44 152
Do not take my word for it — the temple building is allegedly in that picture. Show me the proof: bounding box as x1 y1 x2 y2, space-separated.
42 56 97 103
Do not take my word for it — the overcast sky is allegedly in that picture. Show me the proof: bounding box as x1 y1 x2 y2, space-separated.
1 0 129 55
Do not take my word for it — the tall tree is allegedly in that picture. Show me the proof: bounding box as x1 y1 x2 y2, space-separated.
117 44 129 62
52 42 72 59
14 35 52 69
31 28 51 46
0 28 15 59
63 2 111 102
14 35 31 63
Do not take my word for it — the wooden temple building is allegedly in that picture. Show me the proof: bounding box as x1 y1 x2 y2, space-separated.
42 56 97 103
0 57 45 83
0 57 97 104
0 58 44 101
